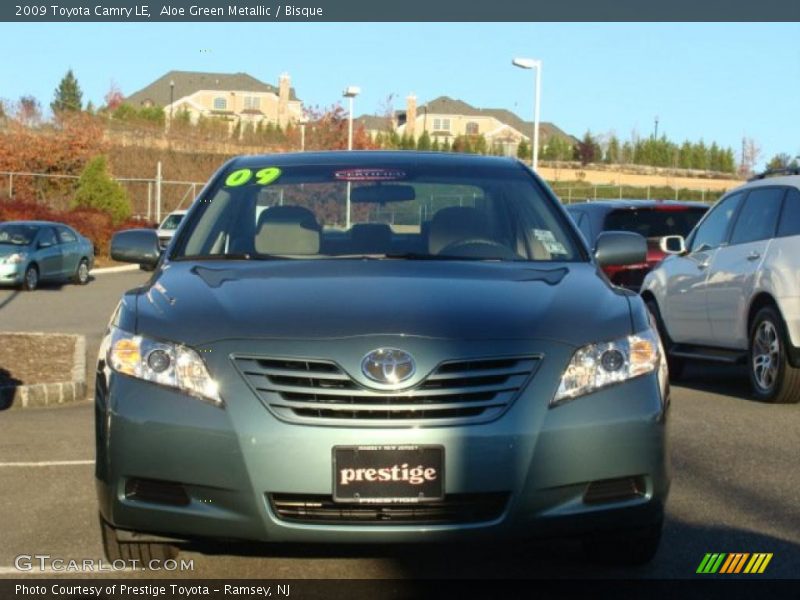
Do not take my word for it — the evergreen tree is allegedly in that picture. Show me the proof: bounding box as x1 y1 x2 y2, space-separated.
71 156 132 224
431 137 440 152
51 69 83 113
416 130 432 151
517 139 531 160
605 135 620 164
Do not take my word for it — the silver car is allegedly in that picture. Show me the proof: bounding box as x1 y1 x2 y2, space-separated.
0 220 94 290
642 169 800 403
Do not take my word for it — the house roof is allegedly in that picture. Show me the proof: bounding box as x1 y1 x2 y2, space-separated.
125 70 300 107
355 114 394 131
417 96 574 143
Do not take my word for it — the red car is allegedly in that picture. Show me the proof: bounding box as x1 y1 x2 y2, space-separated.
566 200 709 290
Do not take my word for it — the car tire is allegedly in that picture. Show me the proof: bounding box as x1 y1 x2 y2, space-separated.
748 306 800 404
645 298 684 380
22 264 38 291
73 258 90 285
99 514 179 565
582 519 663 566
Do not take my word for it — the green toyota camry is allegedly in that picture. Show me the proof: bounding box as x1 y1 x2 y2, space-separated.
96 151 670 565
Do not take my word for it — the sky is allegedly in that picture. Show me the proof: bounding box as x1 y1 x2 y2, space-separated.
1 22 798 168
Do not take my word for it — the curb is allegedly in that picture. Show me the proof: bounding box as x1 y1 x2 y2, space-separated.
0 333 87 410
90 264 140 275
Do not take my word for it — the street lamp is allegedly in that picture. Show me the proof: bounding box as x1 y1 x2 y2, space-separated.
342 85 360 229
512 57 542 171
342 85 360 151
299 114 308 152
169 80 175 121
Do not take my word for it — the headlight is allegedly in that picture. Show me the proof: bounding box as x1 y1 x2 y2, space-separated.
107 326 221 405
1 252 27 264
553 328 661 405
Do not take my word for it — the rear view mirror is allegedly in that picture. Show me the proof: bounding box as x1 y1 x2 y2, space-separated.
350 184 416 204
595 231 647 268
660 235 686 255
111 229 160 267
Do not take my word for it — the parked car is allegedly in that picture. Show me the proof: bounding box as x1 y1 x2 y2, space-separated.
156 209 188 250
642 168 800 403
565 200 708 290
0 220 94 291
98 151 670 565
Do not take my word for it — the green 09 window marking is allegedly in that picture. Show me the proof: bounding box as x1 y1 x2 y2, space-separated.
224 167 282 187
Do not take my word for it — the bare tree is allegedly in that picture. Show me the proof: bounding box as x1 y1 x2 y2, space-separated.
16 95 42 126
739 136 762 177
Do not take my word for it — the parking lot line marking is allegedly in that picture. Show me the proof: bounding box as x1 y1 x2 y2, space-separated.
0 460 94 468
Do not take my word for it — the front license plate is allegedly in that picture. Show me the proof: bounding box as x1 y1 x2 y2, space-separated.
332 445 444 503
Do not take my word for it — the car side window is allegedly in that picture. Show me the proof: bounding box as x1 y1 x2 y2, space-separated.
576 212 593 244
38 227 58 248
777 188 800 238
690 192 743 252
729 188 784 245
57 226 78 244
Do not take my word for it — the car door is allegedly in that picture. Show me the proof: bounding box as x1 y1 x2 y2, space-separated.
35 227 63 280
662 192 744 344
56 225 80 277
706 187 784 349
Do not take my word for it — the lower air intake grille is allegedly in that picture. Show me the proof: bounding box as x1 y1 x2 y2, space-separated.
234 355 539 426
269 493 509 525
583 476 646 504
125 478 190 506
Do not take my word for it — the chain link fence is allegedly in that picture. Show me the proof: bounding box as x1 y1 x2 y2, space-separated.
0 167 205 223
550 182 723 205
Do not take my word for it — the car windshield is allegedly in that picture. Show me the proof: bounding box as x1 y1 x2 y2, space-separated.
160 214 185 230
604 207 707 239
0 224 38 246
173 162 581 262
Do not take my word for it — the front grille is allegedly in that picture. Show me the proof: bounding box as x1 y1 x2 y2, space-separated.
269 493 509 525
233 355 539 426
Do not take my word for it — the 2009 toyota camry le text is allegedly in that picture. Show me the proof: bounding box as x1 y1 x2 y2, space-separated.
95 151 671 566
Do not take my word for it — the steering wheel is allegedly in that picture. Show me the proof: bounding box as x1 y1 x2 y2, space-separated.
438 238 519 260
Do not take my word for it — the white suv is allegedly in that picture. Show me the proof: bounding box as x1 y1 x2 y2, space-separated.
642 169 800 403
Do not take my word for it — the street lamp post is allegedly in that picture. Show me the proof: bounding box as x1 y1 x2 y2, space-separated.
342 86 360 229
512 58 542 171
169 80 175 122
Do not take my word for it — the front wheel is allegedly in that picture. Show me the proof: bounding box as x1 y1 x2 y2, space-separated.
748 306 800 404
99 515 179 566
22 264 38 291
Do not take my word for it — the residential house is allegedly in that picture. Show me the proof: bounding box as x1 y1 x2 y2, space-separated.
382 95 575 156
125 70 303 132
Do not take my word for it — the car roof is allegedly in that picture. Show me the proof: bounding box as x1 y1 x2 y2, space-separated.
564 199 709 212
230 150 525 170
735 174 800 193
0 220 71 227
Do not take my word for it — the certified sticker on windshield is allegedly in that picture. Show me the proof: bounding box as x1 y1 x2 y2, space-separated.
334 169 406 182
224 167 282 187
533 229 568 255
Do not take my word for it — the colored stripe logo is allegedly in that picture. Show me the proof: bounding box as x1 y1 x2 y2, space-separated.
696 553 773 574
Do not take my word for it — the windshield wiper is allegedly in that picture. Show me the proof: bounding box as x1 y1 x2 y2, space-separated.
383 252 518 262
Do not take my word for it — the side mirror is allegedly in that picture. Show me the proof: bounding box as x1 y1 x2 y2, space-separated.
660 235 686 255
111 229 160 267
595 231 647 268
37 241 52 249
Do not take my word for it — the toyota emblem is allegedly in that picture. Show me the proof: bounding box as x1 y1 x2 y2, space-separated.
361 348 416 386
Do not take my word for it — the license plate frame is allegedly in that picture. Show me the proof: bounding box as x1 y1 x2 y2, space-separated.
332 445 444 504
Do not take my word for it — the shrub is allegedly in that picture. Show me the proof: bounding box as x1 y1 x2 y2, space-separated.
71 155 132 224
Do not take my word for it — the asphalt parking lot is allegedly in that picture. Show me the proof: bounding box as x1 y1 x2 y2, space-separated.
0 272 798 579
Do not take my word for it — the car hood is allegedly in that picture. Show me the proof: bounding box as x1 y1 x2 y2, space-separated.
132 260 634 346
0 244 31 257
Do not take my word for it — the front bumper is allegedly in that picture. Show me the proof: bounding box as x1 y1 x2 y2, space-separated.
95 336 670 543
0 262 24 285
